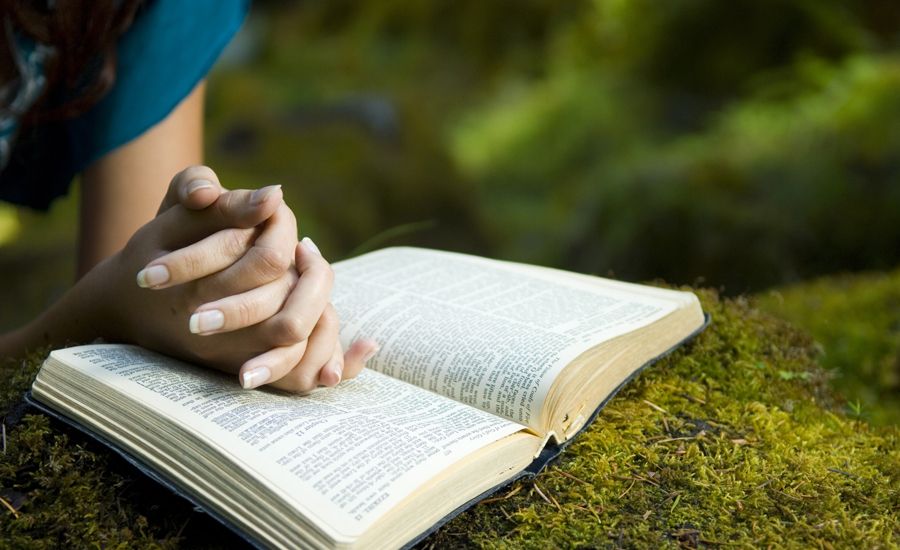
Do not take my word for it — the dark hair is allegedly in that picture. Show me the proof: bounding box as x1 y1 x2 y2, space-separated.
1 0 144 121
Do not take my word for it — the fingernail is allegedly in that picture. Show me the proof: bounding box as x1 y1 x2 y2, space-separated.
136 265 170 288
301 236 322 256
251 184 282 205
241 366 271 389
189 310 225 334
327 359 343 385
186 179 214 196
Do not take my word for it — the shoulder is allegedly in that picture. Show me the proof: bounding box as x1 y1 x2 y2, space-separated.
68 0 250 172
0 0 249 210
122 0 249 66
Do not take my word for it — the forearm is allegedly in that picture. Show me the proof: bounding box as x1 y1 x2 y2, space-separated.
78 82 204 276
1 179 379 390
0 257 117 357
2 86 203 359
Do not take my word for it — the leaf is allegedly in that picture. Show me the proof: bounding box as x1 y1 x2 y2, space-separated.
777 370 811 381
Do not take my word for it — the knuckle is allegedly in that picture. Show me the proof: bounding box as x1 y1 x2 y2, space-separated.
235 298 257 328
319 306 338 330
283 270 300 292
298 369 320 393
224 229 252 258
273 316 307 344
312 262 335 287
213 192 236 219
213 189 246 219
253 246 290 278
182 250 206 278
283 367 317 394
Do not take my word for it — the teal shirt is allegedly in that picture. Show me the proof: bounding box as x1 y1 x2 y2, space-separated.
0 0 249 209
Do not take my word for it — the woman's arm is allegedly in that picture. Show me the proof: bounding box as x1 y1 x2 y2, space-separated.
1 173 377 390
77 81 206 275
3 80 378 390
0 82 207 355
0 187 283 357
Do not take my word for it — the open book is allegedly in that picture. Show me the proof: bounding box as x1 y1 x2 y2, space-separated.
30 247 706 549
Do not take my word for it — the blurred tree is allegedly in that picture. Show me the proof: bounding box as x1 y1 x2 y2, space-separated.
205 0 900 291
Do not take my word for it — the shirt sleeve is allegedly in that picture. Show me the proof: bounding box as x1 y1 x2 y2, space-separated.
66 0 249 173
0 0 247 210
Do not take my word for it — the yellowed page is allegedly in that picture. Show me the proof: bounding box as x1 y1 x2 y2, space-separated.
333 247 697 428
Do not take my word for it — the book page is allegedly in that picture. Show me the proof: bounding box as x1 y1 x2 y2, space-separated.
334 248 694 428
44 345 524 541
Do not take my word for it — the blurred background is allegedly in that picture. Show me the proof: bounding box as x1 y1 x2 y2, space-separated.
1 0 898 421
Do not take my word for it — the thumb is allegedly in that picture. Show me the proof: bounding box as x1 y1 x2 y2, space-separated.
157 165 227 215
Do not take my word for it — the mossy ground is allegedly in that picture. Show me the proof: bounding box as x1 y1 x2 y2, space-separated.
1 289 898 548
757 267 900 426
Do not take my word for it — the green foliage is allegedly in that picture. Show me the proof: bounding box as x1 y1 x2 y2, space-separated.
758 267 900 425
256 0 578 78
203 0 900 291
571 0 872 100
1 291 897 547
205 14 490 259
454 54 900 290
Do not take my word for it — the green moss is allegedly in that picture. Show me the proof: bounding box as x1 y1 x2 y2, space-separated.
757 267 900 426
1 290 898 548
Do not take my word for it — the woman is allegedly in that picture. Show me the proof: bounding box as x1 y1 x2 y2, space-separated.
0 0 377 391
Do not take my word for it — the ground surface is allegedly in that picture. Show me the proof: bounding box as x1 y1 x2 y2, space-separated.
1 284 898 548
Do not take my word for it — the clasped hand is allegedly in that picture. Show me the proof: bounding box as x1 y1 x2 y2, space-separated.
86 166 376 392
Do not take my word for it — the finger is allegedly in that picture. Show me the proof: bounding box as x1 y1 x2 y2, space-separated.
136 227 257 289
237 340 307 391
237 306 337 392
342 338 380 381
271 305 341 392
319 343 344 388
138 185 285 266
255 240 333 347
198 201 298 296
208 185 284 230
189 272 295 335
157 165 227 214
